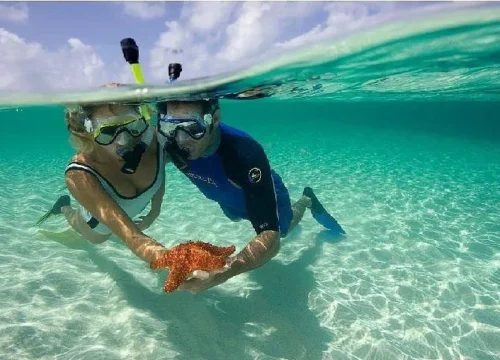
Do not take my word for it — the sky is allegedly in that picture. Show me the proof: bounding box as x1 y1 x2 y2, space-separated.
0 1 448 92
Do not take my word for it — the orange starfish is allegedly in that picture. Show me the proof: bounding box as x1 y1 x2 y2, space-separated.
150 241 236 293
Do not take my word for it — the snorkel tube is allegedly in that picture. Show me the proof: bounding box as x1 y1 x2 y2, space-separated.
119 37 152 174
167 63 182 83
120 38 151 120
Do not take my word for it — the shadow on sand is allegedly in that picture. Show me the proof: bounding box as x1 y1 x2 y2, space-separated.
84 228 345 360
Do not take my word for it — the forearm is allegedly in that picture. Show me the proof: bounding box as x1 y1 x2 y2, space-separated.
66 171 166 264
233 230 280 274
109 214 165 263
64 206 163 262
83 198 165 263
123 234 165 264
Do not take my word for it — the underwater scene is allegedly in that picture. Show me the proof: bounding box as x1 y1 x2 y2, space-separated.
1 2 499 360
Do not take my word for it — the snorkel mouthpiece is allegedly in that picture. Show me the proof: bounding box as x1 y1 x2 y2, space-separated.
164 134 190 170
117 124 153 174
120 142 148 174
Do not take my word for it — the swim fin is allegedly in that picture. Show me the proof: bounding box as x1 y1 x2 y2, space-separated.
36 195 71 226
303 187 345 235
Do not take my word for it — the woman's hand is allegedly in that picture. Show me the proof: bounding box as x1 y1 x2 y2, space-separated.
135 210 160 231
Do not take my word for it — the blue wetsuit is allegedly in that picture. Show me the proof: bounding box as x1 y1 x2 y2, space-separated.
173 123 293 236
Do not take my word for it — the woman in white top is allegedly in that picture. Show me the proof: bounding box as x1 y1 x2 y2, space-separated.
37 101 170 264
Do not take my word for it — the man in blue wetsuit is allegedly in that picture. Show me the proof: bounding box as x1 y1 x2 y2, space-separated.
157 99 345 293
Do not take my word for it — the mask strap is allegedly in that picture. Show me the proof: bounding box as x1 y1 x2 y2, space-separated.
204 113 214 132
84 118 94 133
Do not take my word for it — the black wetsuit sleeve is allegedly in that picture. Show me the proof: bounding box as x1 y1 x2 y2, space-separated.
235 140 280 235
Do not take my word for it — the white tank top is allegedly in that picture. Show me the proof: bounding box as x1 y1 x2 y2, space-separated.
65 130 168 235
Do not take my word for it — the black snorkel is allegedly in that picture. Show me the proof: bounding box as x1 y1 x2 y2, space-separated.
160 119 190 171
119 142 148 174
119 37 152 174
166 140 190 171
168 63 182 83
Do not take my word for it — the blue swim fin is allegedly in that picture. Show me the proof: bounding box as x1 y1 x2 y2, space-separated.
303 187 345 235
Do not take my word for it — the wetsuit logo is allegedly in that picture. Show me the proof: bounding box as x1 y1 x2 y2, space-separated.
186 171 218 187
248 167 262 183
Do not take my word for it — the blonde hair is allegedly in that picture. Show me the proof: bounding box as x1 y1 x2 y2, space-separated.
64 106 95 154
64 102 156 154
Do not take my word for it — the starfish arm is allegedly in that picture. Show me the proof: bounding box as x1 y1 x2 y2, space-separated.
165 266 191 292
193 241 236 257
198 255 228 271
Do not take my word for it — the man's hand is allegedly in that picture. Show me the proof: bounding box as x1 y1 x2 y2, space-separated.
177 231 280 293
177 271 227 294
177 256 243 294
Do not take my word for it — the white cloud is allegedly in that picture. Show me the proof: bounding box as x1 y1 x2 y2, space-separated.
216 2 273 63
117 63 134 84
0 28 108 92
0 3 29 23
149 2 323 81
180 2 237 33
276 2 397 50
121 2 165 20
149 19 212 82
276 2 449 50
148 1 243 81
0 1 450 92
146 1 458 83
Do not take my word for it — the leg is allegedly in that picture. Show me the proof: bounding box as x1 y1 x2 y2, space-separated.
61 206 109 244
272 175 309 237
287 195 312 234
35 195 71 225
61 206 84 233
271 172 345 237
303 187 345 235
37 195 110 244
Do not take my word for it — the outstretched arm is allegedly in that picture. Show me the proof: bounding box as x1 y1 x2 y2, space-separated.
178 140 282 293
65 169 167 263
228 141 282 275
229 230 280 275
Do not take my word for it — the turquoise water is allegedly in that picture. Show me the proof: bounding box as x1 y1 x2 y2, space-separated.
1 4 500 360
1 101 500 360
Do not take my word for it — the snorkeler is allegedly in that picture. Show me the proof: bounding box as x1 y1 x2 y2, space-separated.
36 101 171 264
156 99 345 293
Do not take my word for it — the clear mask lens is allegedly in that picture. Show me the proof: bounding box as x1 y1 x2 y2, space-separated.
159 114 211 140
94 117 149 145
115 131 132 146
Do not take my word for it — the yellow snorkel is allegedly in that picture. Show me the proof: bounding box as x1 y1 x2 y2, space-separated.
114 38 153 174
120 37 151 121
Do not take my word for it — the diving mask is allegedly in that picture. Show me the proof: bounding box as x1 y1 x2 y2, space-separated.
158 113 213 140
83 108 153 174
85 110 150 146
